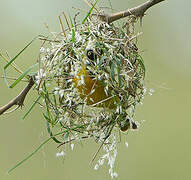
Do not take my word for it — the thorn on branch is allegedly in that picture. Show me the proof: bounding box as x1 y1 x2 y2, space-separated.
0 76 35 115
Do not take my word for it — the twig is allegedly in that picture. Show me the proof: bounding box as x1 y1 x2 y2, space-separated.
0 77 35 115
62 12 71 31
89 139 106 165
57 136 89 148
98 0 165 24
58 15 67 38
84 0 99 13
39 37 61 43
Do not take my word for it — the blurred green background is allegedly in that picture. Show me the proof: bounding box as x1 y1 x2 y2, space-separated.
0 0 191 179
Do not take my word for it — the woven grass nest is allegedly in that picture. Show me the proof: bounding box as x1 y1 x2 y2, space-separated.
37 12 146 143
35 9 146 175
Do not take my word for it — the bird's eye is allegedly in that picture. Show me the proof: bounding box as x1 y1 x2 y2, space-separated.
86 49 97 60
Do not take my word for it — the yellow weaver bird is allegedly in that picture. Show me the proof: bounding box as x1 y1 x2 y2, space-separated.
73 49 116 109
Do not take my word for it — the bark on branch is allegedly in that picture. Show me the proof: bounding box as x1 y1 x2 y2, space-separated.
99 0 165 24
0 77 35 115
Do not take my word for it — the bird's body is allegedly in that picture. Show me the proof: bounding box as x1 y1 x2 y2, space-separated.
73 64 116 109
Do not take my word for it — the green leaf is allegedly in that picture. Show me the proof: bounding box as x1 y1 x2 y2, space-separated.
82 0 99 24
7 125 86 173
7 130 66 174
98 55 107 68
8 63 38 88
64 131 69 140
137 55 146 78
22 95 41 120
95 42 102 49
69 15 75 43
3 37 37 87
52 95 60 125
110 62 115 82
42 82 54 124
46 119 62 144
116 59 121 87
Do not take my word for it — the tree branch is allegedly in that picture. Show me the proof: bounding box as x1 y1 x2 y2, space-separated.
0 77 35 115
99 0 165 24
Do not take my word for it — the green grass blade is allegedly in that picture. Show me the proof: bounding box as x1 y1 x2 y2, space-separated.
9 63 38 88
110 62 115 82
136 55 146 78
82 0 99 24
69 15 75 43
98 56 107 69
22 95 41 120
3 37 37 87
42 82 53 124
46 119 62 144
116 59 121 87
7 130 66 174
7 124 86 173
64 131 69 140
